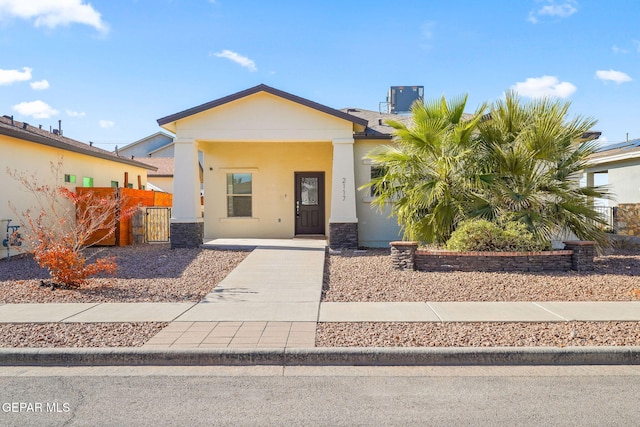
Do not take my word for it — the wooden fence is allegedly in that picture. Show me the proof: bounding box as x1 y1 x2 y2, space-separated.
76 188 172 246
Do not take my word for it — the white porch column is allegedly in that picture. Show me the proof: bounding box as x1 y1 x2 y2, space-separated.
171 137 203 248
329 137 358 248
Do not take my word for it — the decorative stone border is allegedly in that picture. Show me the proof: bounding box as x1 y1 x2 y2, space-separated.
390 241 595 272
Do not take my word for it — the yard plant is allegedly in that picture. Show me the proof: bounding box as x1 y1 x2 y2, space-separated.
366 91 609 250
7 159 134 288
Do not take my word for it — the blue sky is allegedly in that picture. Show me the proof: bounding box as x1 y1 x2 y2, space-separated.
1 0 639 151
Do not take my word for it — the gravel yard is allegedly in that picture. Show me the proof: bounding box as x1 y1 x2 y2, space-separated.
318 248 640 347
0 245 246 347
2 245 640 348
0 323 168 348
0 244 248 303
322 249 640 302
316 322 640 347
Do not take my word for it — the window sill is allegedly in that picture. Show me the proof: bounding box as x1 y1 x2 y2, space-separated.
219 217 260 223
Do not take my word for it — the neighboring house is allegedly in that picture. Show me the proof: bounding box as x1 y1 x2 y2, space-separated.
157 84 411 249
118 131 203 195
117 132 175 158
585 139 640 236
0 115 156 259
136 157 175 194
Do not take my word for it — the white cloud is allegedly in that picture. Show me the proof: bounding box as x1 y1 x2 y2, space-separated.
30 79 49 90
66 109 85 117
211 50 257 72
12 100 59 119
0 0 109 33
511 75 577 98
99 119 114 128
0 67 32 85
612 45 628 54
595 69 632 84
528 1 577 23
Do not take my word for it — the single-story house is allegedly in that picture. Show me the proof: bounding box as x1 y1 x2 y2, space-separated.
134 157 175 194
157 84 410 248
585 139 640 236
0 115 157 259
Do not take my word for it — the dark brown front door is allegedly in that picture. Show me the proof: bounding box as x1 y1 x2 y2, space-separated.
295 172 325 235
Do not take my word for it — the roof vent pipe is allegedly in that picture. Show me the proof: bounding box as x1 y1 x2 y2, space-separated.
22 122 27 129
58 120 62 136
10 115 14 126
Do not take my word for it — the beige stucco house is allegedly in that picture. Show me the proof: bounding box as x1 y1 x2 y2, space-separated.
158 84 405 248
0 115 156 259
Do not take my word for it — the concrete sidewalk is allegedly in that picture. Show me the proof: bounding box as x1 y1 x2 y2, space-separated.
2 301 640 324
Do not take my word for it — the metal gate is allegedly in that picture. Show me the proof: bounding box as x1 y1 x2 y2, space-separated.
145 207 171 243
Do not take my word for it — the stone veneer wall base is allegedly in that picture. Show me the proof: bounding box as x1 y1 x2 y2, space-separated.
170 222 204 249
329 223 358 249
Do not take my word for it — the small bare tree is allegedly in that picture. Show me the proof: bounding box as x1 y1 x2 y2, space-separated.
7 157 135 288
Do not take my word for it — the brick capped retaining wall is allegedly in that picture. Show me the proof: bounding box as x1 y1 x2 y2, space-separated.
390 241 595 272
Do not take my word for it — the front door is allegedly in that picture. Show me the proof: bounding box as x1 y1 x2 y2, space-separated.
295 172 325 235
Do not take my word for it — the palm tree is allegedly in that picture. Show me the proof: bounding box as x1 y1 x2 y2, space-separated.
365 91 609 249
474 91 609 248
364 94 486 244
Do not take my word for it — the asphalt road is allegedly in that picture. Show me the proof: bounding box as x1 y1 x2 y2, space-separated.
1 365 640 426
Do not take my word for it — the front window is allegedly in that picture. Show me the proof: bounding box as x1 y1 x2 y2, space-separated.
226 173 252 217
370 165 387 197
82 177 94 187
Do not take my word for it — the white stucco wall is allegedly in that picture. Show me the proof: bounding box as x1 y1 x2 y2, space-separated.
353 139 402 247
0 134 150 259
586 158 640 206
601 161 640 205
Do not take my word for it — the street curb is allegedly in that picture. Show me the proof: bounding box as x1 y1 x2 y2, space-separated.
1 346 640 366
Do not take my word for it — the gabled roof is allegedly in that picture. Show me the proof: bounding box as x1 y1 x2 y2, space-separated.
118 131 174 152
157 84 369 128
0 115 157 171
148 142 174 156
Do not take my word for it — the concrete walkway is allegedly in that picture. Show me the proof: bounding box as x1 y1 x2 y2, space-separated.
1 238 640 351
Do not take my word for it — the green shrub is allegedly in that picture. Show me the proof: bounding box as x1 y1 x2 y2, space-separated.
446 219 551 252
